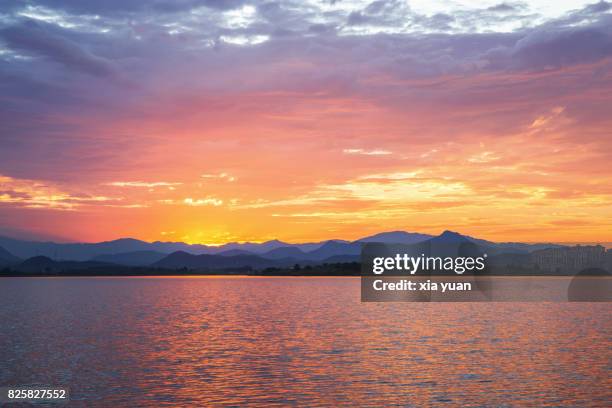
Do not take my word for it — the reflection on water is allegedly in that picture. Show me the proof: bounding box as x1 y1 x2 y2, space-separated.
0 277 610 407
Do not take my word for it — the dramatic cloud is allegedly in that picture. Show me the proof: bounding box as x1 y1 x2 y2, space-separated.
201 173 237 181
343 148 392 156
183 197 224 206
0 1 611 243
0 174 121 210
107 181 182 188
0 19 117 77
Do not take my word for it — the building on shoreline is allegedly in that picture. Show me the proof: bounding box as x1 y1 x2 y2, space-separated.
532 245 607 273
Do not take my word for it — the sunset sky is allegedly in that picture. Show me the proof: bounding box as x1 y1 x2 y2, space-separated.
0 0 611 244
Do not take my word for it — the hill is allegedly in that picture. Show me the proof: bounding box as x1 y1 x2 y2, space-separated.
0 230 566 265
152 251 300 270
302 241 361 261
0 245 21 267
91 251 168 266
16 256 112 273
358 231 432 244
261 246 306 260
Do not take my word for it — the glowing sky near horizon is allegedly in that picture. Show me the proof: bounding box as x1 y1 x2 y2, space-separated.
0 0 611 244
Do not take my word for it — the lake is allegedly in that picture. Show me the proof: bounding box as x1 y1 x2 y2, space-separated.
1 277 610 406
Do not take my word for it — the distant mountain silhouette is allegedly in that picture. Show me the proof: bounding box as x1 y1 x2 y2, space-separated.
423 231 565 255
0 230 565 265
152 251 299 270
17 256 111 273
302 240 361 261
3 229 598 276
261 246 306 260
476 241 565 254
386 231 478 259
19 255 55 269
430 230 470 243
358 231 432 244
205 239 288 254
216 249 255 257
151 249 362 270
319 254 360 263
0 236 157 261
92 251 168 266
0 245 21 266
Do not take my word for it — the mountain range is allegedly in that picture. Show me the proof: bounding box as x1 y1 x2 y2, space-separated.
0 230 565 272
0 231 431 261
0 245 21 267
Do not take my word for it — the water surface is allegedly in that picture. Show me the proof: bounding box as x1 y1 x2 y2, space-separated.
1 277 610 406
